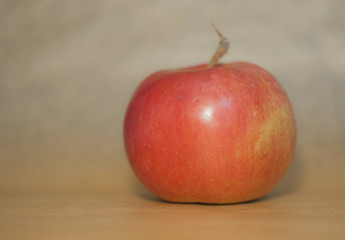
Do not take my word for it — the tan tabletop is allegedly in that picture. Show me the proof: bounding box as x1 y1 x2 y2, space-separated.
1 159 345 240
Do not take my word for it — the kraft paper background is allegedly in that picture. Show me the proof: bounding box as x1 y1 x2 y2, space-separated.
1 0 345 197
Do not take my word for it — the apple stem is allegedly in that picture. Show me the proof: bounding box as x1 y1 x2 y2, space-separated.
207 23 230 69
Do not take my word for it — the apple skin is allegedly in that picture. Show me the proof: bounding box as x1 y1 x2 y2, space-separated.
124 62 296 204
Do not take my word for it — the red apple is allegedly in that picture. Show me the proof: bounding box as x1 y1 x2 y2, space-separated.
124 28 296 204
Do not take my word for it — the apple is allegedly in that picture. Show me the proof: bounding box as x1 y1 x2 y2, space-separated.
124 26 296 204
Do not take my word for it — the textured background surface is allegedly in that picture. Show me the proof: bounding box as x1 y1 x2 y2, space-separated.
1 0 345 239
1 0 345 194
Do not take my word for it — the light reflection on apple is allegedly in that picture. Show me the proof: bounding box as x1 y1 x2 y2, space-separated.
201 106 214 122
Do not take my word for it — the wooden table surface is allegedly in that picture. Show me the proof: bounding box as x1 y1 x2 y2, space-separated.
1 163 345 240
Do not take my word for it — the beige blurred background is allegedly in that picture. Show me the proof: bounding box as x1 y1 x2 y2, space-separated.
1 0 345 196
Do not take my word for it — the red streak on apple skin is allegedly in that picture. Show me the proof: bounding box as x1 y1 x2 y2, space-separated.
124 62 296 204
